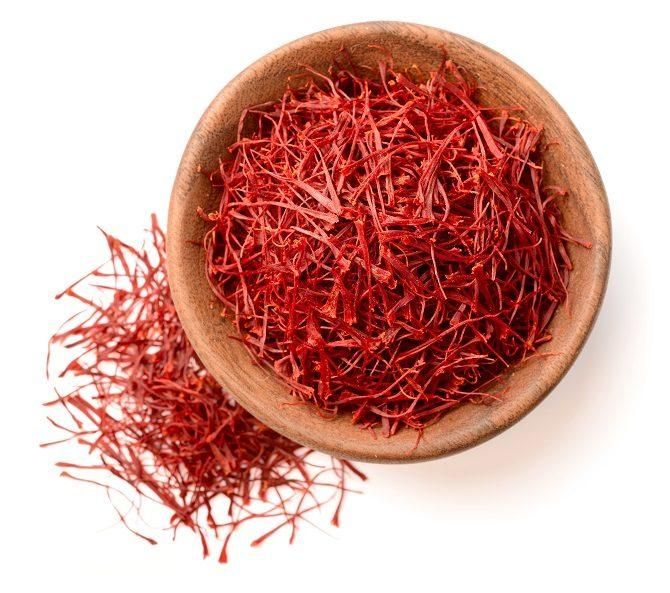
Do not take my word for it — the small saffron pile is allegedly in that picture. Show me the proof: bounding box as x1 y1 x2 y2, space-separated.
44 216 364 563
203 53 590 434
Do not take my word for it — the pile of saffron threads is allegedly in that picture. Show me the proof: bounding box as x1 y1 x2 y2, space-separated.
203 52 591 435
43 216 365 563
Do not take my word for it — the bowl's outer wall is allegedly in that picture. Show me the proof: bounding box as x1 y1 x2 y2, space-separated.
167 22 611 463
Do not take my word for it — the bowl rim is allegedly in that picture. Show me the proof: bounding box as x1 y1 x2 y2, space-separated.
167 21 611 463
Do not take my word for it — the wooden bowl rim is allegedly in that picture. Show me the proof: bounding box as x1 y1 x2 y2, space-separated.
167 21 611 463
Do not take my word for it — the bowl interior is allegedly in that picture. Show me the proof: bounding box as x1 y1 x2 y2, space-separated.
167 22 610 462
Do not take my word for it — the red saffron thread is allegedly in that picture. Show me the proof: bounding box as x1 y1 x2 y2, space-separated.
44 216 365 563
203 51 590 435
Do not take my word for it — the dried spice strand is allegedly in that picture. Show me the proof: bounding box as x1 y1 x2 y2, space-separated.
44 216 364 563
204 51 590 435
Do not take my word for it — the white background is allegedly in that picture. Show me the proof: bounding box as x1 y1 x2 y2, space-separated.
1 1 668 591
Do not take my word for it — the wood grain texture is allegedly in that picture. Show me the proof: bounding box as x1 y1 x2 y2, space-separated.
167 22 611 463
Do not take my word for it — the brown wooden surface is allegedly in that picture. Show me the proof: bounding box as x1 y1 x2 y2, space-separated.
167 22 611 463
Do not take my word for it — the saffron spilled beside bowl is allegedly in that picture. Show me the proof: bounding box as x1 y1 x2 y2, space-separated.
167 21 611 463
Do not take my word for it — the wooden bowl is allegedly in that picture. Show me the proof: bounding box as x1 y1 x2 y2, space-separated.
167 22 611 463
